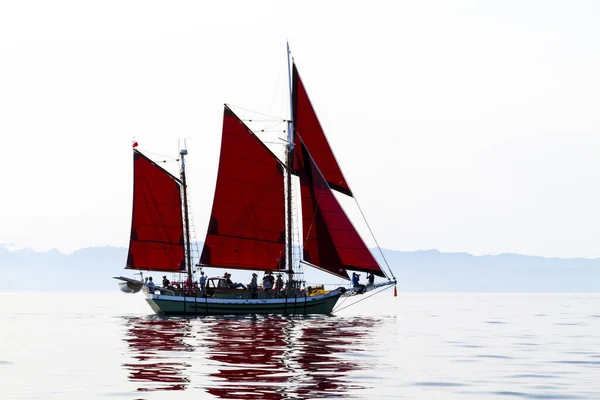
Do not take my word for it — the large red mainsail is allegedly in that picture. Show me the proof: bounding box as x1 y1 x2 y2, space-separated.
200 105 286 271
126 150 185 272
297 142 385 279
292 63 352 197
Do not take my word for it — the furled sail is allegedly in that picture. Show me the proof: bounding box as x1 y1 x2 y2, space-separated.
200 105 286 271
126 150 185 272
292 63 352 197
297 142 385 279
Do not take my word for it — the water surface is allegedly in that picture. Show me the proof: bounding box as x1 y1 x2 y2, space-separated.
1 293 598 399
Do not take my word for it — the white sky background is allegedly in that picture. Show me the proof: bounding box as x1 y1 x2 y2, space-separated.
0 1 598 258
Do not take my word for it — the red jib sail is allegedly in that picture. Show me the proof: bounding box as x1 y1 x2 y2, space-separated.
200 105 286 271
297 142 385 279
126 150 185 272
292 63 352 197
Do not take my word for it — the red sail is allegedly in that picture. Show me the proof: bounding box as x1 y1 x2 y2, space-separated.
126 150 185 272
200 105 286 271
292 63 352 197
298 142 385 279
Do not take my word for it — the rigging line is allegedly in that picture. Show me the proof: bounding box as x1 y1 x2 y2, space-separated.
334 291 352 310
227 103 288 122
242 119 286 123
255 129 289 134
333 284 395 313
352 197 395 280
183 188 201 267
249 120 288 131
261 141 288 145
142 150 180 162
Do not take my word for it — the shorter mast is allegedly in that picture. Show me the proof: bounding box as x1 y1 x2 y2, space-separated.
285 42 295 288
180 147 193 279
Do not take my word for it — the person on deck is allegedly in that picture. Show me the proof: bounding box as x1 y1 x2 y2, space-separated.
147 277 156 293
263 272 274 297
275 274 284 297
199 271 207 297
225 273 246 289
162 275 171 288
248 273 258 299
351 272 365 294
367 272 375 286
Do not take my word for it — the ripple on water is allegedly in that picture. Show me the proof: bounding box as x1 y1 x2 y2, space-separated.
509 374 558 379
453 343 483 348
551 360 600 366
475 354 514 359
413 381 466 387
489 391 584 399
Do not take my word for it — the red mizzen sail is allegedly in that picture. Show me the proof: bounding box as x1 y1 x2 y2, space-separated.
126 150 185 272
297 142 385 279
200 105 286 271
292 63 352 197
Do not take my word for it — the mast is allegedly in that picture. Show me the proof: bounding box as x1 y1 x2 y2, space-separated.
285 42 295 287
180 146 193 279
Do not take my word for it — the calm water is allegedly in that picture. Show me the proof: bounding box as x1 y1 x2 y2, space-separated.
0 293 599 399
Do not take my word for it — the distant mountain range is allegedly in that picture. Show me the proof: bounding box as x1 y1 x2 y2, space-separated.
0 245 598 292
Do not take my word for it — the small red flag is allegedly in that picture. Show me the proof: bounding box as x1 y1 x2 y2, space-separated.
132 138 138 148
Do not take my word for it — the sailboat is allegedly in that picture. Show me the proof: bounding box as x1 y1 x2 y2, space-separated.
115 46 397 315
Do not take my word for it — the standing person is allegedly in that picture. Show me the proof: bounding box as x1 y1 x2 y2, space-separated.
275 274 284 297
162 275 171 288
147 277 155 293
248 273 258 299
199 271 207 297
367 272 374 286
263 272 273 297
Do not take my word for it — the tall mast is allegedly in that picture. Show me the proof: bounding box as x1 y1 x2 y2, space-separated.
180 146 193 279
285 42 295 286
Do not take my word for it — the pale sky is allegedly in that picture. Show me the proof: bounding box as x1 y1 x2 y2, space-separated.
0 1 598 258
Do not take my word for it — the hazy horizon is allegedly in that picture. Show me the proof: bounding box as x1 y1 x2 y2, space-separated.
2 242 599 261
1 243 598 293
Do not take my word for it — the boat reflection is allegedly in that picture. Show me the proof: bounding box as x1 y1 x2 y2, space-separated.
122 317 192 392
203 316 378 399
122 315 379 398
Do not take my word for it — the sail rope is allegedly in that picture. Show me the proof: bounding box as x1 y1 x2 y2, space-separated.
227 103 288 122
352 196 395 281
333 284 395 313
252 125 288 135
141 150 180 162
182 178 201 273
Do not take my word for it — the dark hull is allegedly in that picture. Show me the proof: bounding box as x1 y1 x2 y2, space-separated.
145 289 343 316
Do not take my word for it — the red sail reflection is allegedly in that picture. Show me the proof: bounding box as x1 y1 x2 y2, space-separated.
203 316 378 399
121 316 379 398
122 317 192 392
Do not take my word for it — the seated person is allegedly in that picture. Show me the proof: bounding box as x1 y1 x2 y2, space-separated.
351 272 366 294
224 272 246 289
